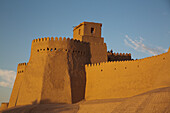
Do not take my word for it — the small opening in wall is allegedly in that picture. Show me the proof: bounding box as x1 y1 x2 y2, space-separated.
43 49 45 51
50 48 53 51
37 50 39 52
163 58 165 60
91 27 94 34
114 68 116 70
125 67 127 69
22 70 23 73
101 69 103 72
40 49 42 51
79 29 81 35
65 49 67 51
137 65 139 67
47 48 49 51
54 48 56 50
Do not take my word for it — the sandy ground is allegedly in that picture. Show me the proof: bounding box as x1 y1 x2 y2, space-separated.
1 87 170 113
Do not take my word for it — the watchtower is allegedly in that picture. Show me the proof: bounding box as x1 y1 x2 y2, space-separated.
73 22 107 63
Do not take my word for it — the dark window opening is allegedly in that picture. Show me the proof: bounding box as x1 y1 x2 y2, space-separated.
101 69 103 71
54 48 56 50
50 48 53 51
47 48 49 51
125 67 127 69
43 49 45 51
91 27 94 34
114 68 116 70
163 58 165 60
37 50 39 52
79 29 81 35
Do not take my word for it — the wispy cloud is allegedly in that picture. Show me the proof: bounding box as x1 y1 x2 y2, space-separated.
124 35 168 55
0 69 16 88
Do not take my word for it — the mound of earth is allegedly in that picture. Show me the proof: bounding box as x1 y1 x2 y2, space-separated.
1 87 170 113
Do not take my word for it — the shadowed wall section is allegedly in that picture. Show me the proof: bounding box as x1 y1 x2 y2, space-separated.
85 50 170 100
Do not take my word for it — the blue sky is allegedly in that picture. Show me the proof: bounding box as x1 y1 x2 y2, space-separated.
0 0 170 104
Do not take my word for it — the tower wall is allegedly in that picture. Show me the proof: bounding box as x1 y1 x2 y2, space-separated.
9 37 91 106
8 63 26 108
73 22 107 63
85 50 170 100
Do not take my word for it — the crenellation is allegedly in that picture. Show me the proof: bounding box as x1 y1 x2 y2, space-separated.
41 38 43 41
59 37 62 40
44 37 47 41
51 37 54 40
47 37 50 40
63 37 66 40
55 37 58 40
18 63 27 66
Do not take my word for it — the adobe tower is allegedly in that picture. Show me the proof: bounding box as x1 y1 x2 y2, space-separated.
73 22 107 63
8 22 107 107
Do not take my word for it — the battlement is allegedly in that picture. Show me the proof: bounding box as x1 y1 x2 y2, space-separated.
32 37 89 45
17 62 27 74
107 52 131 56
86 51 168 68
107 51 131 61
18 63 27 66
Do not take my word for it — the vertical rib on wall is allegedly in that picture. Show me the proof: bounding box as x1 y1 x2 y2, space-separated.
85 51 170 100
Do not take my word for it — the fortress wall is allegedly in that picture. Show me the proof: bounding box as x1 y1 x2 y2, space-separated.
40 48 72 104
8 63 27 108
85 51 170 100
40 37 91 103
89 43 107 63
14 37 91 105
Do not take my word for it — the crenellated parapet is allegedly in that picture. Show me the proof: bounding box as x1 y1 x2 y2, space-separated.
32 37 89 45
107 51 131 61
86 51 168 68
17 62 27 74
18 63 27 66
107 52 131 56
29 37 91 61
